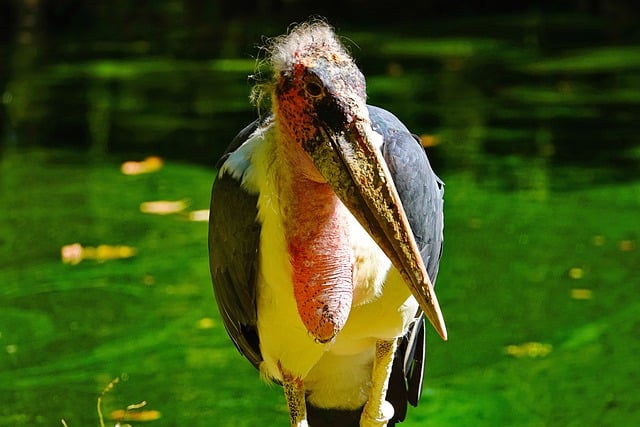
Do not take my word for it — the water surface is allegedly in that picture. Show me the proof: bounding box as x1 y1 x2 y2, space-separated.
1 12 639 427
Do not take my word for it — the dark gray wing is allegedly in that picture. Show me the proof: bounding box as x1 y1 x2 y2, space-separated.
368 105 445 424
209 119 263 368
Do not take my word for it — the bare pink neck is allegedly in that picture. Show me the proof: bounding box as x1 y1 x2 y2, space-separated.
279 142 353 343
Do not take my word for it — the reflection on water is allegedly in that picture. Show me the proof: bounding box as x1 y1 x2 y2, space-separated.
2 13 639 190
1 9 640 427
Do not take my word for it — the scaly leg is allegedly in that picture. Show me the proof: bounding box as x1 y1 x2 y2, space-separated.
279 363 308 427
360 339 397 427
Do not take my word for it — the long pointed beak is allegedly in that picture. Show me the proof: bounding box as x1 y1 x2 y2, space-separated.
303 115 448 341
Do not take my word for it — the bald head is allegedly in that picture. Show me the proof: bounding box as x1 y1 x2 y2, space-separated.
269 21 353 75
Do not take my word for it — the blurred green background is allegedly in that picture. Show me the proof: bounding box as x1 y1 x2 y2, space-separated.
1 1 639 426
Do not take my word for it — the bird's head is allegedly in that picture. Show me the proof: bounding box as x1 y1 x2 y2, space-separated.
269 23 367 152
262 22 447 341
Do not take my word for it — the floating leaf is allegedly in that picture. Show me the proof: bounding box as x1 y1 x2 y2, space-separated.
568 267 584 279
61 243 84 265
419 134 440 147
140 200 188 215
111 409 161 422
121 156 163 175
571 288 593 300
197 317 215 329
92 245 137 261
618 240 636 252
504 342 552 358
592 235 605 246
61 243 137 264
188 209 210 222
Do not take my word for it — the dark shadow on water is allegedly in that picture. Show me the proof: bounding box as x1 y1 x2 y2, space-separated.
2 12 640 191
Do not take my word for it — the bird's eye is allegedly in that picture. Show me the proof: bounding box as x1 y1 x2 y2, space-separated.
305 80 324 98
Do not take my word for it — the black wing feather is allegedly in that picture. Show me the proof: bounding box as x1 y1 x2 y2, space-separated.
368 105 444 424
209 120 263 368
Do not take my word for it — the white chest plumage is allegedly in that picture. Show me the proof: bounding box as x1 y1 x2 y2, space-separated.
229 125 418 410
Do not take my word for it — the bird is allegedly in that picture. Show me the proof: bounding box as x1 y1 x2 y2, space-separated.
208 21 446 427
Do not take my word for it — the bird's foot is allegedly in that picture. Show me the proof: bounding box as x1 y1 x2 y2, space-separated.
360 400 394 427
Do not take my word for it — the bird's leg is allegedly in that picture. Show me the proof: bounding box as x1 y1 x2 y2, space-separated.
360 339 397 427
279 364 308 427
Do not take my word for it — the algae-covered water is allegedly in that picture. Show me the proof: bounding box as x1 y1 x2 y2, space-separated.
1 8 639 427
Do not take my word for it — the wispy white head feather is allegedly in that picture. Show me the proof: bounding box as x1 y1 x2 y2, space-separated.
269 21 352 75
250 21 356 114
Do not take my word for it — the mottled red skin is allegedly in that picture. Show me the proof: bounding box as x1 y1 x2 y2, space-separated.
275 61 320 149
284 177 353 343
275 54 354 343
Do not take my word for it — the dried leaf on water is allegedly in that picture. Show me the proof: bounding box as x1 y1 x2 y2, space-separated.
121 156 163 175
111 408 162 422
571 288 593 300
504 341 553 358
188 209 210 222
61 243 137 264
139 200 188 215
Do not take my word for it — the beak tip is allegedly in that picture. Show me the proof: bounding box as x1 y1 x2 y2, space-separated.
427 309 448 341
421 289 448 341
437 324 448 341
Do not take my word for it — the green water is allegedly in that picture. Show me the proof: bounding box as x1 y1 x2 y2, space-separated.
1 10 640 427
1 149 638 426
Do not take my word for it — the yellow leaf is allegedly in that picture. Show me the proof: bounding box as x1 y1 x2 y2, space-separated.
140 200 188 215
188 209 210 222
121 156 163 175
570 288 593 300
419 134 440 147
618 240 635 252
110 409 161 422
197 317 215 329
94 244 137 261
504 342 552 358
568 267 584 279
61 243 136 264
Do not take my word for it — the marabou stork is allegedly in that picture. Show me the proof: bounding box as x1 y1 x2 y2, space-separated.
209 21 446 427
